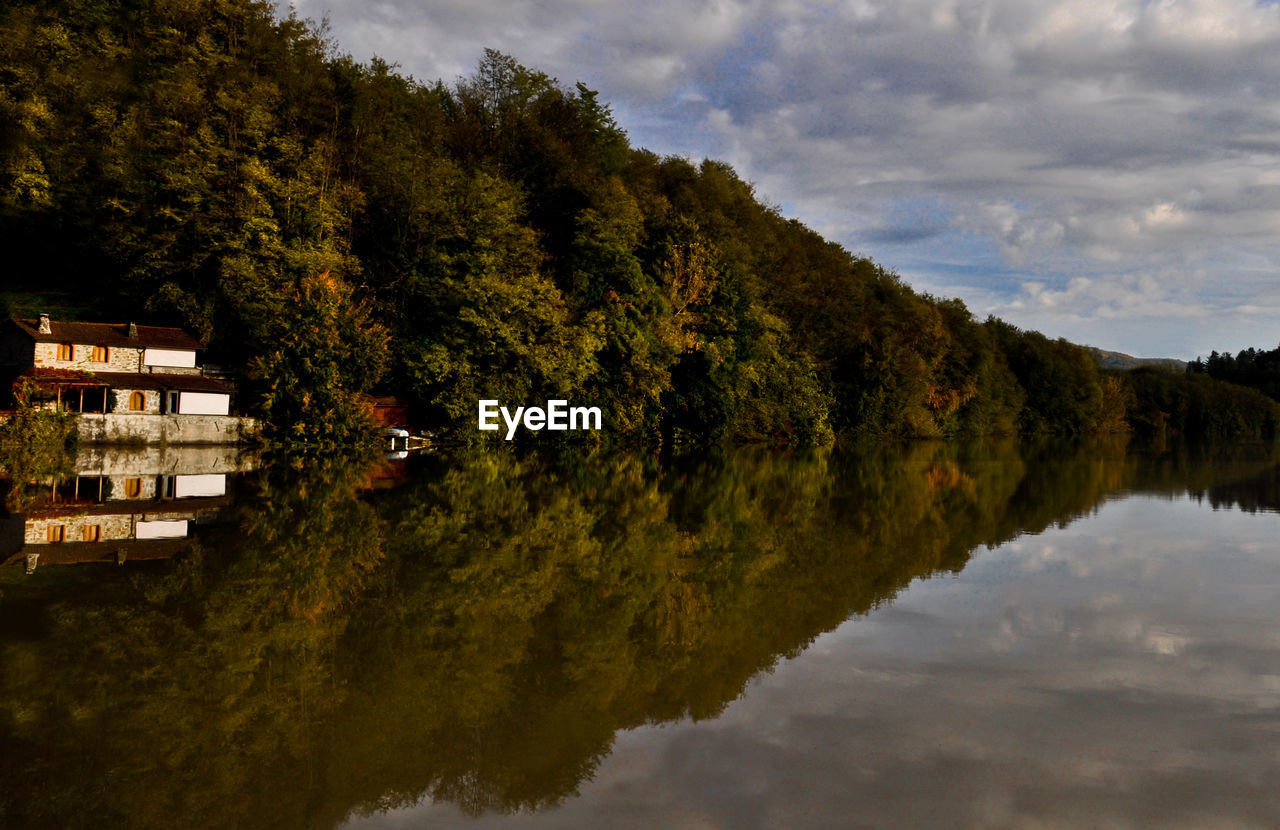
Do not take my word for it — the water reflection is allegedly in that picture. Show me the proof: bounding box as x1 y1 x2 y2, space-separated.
1 445 256 571
458 495 1278 830
0 438 1277 829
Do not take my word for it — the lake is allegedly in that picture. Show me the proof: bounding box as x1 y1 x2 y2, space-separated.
1 437 1277 828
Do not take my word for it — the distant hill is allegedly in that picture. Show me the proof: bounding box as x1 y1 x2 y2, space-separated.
1088 348 1187 373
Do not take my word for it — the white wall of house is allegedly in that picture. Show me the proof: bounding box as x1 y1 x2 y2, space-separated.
143 348 197 368
173 474 227 498
176 392 231 415
135 520 189 539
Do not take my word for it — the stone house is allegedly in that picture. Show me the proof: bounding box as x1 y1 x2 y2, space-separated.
1 314 256 444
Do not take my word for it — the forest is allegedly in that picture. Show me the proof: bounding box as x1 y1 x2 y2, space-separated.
1189 345 1280 404
1 0 1277 447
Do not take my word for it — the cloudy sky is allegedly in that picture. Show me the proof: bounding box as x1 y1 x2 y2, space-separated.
279 0 1280 359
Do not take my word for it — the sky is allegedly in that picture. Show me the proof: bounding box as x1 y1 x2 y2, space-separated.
277 0 1280 359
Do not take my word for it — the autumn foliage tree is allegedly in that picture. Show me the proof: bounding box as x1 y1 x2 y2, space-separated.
251 270 388 450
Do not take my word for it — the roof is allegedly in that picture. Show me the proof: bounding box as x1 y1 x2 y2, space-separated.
365 395 408 408
11 318 203 351
92 372 233 394
25 495 232 519
3 538 192 568
14 367 233 394
15 367 106 387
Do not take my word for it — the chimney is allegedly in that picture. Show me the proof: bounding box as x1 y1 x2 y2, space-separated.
128 322 138 338
38 313 51 334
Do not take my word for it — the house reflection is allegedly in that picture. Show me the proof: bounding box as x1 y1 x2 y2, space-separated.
1 445 256 572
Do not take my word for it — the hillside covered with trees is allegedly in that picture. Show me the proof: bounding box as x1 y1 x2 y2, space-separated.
1 0 1276 446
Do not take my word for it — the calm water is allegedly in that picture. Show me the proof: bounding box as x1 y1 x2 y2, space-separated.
1 438 1277 829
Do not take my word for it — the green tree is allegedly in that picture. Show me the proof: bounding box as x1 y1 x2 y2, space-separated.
0 382 76 508
251 269 388 450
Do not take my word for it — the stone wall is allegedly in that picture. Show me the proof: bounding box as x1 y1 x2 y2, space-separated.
146 364 202 376
23 507 205 546
76 413 259 445
33 341 146 372
75 444 258 476
110 388 161 414
32 341 203 375
105 474 159 501
25 514 135 545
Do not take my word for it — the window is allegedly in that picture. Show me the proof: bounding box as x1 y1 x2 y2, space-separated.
57 343 73 361
83 525 101 542
129 391 146 411
91 345 108 362
124 478 142 499
47 524 65 543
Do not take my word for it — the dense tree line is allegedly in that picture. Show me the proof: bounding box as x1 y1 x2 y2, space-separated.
1189 345 1280 403
1127 367 1280 439
1 0 1275 444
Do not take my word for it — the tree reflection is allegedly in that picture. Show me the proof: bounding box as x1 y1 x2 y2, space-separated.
0 439 1277 828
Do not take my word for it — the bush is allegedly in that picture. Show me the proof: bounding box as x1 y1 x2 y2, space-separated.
0 389 77 507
